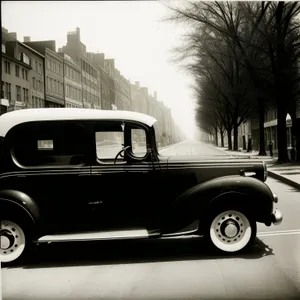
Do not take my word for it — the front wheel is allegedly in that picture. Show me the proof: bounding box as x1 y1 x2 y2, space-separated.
207 209 256 253
0 220 26 263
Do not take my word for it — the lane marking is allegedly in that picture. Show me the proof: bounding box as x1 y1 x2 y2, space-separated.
258 229 300 237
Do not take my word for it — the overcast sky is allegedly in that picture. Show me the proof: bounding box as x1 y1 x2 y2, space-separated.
2 1 198 139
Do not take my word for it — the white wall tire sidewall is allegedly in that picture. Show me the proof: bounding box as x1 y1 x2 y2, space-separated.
0 220 26 263
209 210 252 253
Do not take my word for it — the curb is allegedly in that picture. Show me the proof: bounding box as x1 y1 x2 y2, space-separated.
268 170 300 191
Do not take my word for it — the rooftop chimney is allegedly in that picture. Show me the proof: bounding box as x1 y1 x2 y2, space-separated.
135 81 140 88
24 36 31 42
154 91 157 100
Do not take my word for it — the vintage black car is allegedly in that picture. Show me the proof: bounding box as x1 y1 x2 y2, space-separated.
0 108 282 263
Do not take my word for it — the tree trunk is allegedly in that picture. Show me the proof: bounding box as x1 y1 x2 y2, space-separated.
258 101 267 156
297 118 300 162
227 128 232 150
288 109 300 162
215 127 218 146
233 122 238 151
277 103 290 163
221 130 225 147
290 112 296 161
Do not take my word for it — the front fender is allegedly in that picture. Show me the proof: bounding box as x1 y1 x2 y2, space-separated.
0 189 40 224
162 175 274 234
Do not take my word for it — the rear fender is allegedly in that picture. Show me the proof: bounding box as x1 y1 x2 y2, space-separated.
162 175 274 234
0 190 40 227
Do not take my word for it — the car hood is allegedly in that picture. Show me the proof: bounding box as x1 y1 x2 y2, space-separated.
165 155 266 182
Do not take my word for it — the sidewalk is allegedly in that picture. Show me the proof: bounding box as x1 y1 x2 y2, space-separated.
268 163 300 190
215 146 300 191
215 147 276 164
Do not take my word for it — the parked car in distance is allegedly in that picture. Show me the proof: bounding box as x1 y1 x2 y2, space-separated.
0 108 283 264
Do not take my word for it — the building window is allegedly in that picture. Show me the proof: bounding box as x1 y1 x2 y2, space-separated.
1 81 4 98
15 65 20 77
39 63 42 74
16 86 21 102
47 59 51 70
4 61 10 74
32 77 36 89
23 88 29 104
47 77 51 91
5 83 11 100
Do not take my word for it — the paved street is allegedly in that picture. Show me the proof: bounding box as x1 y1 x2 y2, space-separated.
2 140 300 300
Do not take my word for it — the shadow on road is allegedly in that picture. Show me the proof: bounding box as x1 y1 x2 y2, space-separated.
3 236 274 270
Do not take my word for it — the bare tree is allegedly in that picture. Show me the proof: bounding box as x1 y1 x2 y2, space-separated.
241 1 300 162
166 1 253 150
164 1 300 162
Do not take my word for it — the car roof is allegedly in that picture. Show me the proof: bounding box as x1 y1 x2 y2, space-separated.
0 108 157 137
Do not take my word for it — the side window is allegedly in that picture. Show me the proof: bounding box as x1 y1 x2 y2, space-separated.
95 122 124 161
12 122 86 167
131 128 147 158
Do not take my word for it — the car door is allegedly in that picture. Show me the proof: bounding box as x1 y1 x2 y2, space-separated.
90 120 167 231
6 121 94 235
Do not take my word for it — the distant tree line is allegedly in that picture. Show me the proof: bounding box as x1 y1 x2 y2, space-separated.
165 1 300 163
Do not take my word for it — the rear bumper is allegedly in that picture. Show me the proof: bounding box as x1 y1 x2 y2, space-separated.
271 208 283 225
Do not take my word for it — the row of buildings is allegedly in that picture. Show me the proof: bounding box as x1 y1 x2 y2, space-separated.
1 27 184 145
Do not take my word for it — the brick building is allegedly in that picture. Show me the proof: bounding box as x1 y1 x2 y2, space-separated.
131 81 177 145
114 69 132 111
24 40 64 107
1 43 31 114
131 82 148 115
58 53 82 108
89 52 115 110
59 28 100 109
2 28 44 112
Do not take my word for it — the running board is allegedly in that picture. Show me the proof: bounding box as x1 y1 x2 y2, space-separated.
35 228 155 244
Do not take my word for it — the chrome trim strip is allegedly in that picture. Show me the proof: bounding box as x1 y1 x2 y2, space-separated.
36 228 150 243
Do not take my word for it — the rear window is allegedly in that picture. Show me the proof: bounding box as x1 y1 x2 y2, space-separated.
11 122 87 167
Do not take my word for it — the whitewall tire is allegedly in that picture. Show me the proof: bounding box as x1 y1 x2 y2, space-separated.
0 220 26 263
208 210 256 253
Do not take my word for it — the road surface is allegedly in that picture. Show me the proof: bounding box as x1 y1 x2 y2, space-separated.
2 140 300 300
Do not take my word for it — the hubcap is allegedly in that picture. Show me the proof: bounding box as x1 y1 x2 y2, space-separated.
0 220 26 262
224 222 238 238
214 212 247 244
0 229 15 250
220 220 239 238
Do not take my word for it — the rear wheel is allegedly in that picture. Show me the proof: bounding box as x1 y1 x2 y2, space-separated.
0 220 26 263
207 209 256 253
